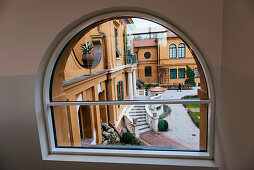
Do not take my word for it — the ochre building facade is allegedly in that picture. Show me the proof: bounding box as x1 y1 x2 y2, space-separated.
51 19 137 147
134 30 200 86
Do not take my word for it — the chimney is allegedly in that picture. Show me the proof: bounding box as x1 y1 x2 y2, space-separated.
149 27 151 39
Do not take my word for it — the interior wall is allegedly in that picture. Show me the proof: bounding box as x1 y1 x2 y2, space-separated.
1 0 252 170
215 0 254 170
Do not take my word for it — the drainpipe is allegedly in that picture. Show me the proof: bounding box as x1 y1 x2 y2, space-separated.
135 49 139 78
97 26 110 124
157 39 160 84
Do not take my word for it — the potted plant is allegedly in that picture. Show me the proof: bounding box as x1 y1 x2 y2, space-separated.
80 41 94 68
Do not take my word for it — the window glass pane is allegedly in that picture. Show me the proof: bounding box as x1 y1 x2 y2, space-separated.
195 68 200 78
51 103 208 151
48 17 211 154
145 66 152 77
169 44 176 58
51 18 207 102
178 43 185 58
170 69 177 79
178 68 185 78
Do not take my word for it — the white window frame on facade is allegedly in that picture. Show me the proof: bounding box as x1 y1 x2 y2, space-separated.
169 44 177 58
36 9 215 164
178 43 185 58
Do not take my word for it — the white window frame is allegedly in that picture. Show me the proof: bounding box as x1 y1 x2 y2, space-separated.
37 9 215 164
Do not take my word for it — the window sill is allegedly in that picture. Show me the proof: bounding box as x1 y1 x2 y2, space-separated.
116 57 121 60
44 153 217 169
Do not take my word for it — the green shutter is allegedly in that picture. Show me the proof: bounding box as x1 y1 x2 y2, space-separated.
170 69 177 79
117 83 120 101
121 80 124 100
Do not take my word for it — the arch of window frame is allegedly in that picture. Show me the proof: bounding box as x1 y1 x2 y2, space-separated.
39 10 215 160
169 44 177 58
178 43 185 58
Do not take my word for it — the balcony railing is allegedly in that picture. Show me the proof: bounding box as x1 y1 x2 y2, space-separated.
126 55 137 65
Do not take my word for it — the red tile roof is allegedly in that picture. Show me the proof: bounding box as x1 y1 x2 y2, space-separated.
134 39 157 47
167 30 177 38
148 86 167 92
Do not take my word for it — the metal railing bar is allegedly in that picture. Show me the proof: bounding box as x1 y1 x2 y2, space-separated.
48 99 213 106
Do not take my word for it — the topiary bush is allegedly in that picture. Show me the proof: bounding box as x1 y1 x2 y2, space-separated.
184 65 196 86
158 119 168 131
121 132 134 144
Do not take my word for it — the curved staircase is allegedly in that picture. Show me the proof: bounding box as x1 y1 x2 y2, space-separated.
129 105 151 134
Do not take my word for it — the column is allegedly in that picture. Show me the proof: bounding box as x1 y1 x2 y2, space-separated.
128 71 133 100
132 69 137 96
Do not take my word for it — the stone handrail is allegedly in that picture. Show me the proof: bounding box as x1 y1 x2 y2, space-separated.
136 89 146 96
123 106 140 138
143 93 163 131
145 105 158 132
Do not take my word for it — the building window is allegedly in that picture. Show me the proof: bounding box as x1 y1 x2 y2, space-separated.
144 52 151 59
169 44 177 58
178 43 185 58
117 81 124 107
170 69 177 79
195 68 200 78
178 68 185 78
145 66 152 77
115 28 121 58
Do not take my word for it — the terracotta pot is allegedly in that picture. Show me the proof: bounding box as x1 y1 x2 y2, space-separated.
82 53 94 68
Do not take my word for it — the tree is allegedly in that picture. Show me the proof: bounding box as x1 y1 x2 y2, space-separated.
184 65 196 86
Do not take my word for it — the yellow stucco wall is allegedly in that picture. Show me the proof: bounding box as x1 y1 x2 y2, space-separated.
136 37 200 86
136 46 158 84
51 19 135 146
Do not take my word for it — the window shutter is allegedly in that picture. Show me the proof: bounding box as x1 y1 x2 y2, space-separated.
121 80 124 100
117 82 120 101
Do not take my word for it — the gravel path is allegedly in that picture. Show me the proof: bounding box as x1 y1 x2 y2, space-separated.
161 87 200 150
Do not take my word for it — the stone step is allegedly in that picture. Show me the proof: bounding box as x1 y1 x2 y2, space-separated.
133 106 145 108
130 112 146 115
136 122 147 126
132 107 146 110
138 124 150 130
131 115 146 120
130 113 146 117
137 118 146 122
139 128 151 134
130 110 146 113
131 108 146 110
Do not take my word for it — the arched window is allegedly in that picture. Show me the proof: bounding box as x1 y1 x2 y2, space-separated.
178 43 185 58
145 66 152 77
39 15 214 159
169 44 177 58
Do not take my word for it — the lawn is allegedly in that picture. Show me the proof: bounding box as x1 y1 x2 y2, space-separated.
192 112 200 123
182 95 200 108
185 103 200 108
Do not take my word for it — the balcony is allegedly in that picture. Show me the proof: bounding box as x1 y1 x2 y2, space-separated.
126 54 137 65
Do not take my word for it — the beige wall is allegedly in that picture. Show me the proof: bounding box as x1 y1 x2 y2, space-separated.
1 0 254 170
136 46 158 84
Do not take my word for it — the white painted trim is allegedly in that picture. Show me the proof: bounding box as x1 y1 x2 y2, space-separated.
44 154 217 168
115 105 129 128
50 147 210 159
108 65 126 73
48 99 213 106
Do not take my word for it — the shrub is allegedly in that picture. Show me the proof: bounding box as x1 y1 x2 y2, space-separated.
136 79 145 89
158 119 168 131
181 95 199 99
121 132 134 144
184 65 196 86
159 105 171 119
